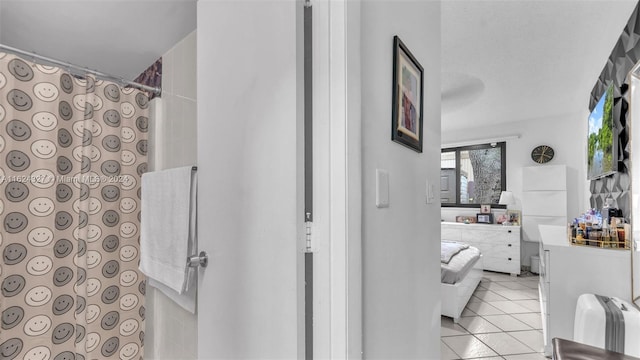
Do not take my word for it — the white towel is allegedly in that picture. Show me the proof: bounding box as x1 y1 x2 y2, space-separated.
140 166 197 296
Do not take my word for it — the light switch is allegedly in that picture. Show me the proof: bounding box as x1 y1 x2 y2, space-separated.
376 169 389 208
426 180 435 204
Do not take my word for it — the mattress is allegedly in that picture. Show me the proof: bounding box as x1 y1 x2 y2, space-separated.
441 246 481 284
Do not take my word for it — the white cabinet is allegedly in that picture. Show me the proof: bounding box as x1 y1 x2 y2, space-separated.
522 165 567 242
538 225 631 356
442 222 521 275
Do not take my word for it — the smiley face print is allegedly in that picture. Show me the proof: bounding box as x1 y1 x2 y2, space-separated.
22 345 51 360
58 101 73 120
101 337 119 357
31 139 57 159
60 73 74 94
26 255 53 276
30 169 56 189
5 181 29 202
6 150 31 172
119 318 139 337
28 227 54 247
102 135 121 152
104 84 120 102
7 89 33 111
84 332 100 353
2 275 26 297
55 211 73 231
121 102 135 118
29 197 55 217
54 239 73 258
52 266 73 287
119 342 140 360
101 311 119 330
8 58 34 81
86 251 102 269
101 185 120 202
2 306 24 330
35 63 59 74
31 111 58 131
4 212 28 234
121 150 136 165
23 314 52 336
3 243 27 264
6 119 31 141
120 222 138 238
102 260 119 279
51 294 74 316
0 338 22 360
33 82 59 102
103 109 121 127
51 322 74 345
85 305 100 326
119 270 138 287
24 286 52 307
57 128 73 148
102 285 120 305
119 245 138 262
102 235 119 253
119 293 138 310
56 156 73 175
86 278 102 297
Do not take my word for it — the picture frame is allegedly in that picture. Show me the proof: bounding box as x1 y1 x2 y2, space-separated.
455 215 477 224
480 204 491 214
506 210 521 226
476 213 494 224
391 35 424 153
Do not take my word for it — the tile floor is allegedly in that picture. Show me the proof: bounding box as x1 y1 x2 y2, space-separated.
441 271 549 360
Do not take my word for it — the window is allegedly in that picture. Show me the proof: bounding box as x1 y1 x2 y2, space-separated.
440 142 506 207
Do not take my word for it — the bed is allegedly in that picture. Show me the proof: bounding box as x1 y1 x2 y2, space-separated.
441 241 483 323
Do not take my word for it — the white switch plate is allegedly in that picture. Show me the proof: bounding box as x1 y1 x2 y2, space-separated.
376 169 389 208
426 180 435 204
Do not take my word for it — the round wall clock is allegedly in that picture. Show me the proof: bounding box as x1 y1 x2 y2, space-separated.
531 145 554 164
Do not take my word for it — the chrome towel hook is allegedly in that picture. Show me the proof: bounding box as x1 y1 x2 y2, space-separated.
187 251 208 268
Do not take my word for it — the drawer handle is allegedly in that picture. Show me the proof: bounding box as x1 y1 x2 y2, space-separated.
508 244 512 247
508 257 512 261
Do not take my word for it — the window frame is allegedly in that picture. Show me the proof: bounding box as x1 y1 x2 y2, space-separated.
441 141 507 208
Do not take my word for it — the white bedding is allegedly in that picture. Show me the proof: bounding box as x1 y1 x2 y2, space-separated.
441 241 469 264
441 246 481 284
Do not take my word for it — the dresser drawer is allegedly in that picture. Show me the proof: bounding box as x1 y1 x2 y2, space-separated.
484 256 520 274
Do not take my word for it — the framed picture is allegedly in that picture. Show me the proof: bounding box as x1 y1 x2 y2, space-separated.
455 215 477 224
391 35 424 152
480 204 491 214
506 210 521 225
477 213 494 224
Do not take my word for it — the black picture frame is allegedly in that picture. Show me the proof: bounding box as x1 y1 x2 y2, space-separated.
476 213 494 224
391 35 424 153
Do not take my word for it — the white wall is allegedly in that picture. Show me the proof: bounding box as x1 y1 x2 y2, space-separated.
196 1 302 358
442 110 589 266
145 30 198 360
361 1 442 358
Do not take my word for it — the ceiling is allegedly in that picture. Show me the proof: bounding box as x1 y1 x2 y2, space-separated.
0 1 637 134
0 0 196 80
441 0 638 133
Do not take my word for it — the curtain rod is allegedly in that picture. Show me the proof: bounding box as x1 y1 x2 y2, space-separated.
0 43 161 96
441 134 521 149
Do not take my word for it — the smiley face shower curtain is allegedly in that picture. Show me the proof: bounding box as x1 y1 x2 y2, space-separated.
0 52 148 360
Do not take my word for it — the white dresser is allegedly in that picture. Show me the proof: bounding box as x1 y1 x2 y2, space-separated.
441 222 521 275
538 225 631 356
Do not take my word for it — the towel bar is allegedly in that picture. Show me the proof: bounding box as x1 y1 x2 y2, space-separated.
187 251 208 268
